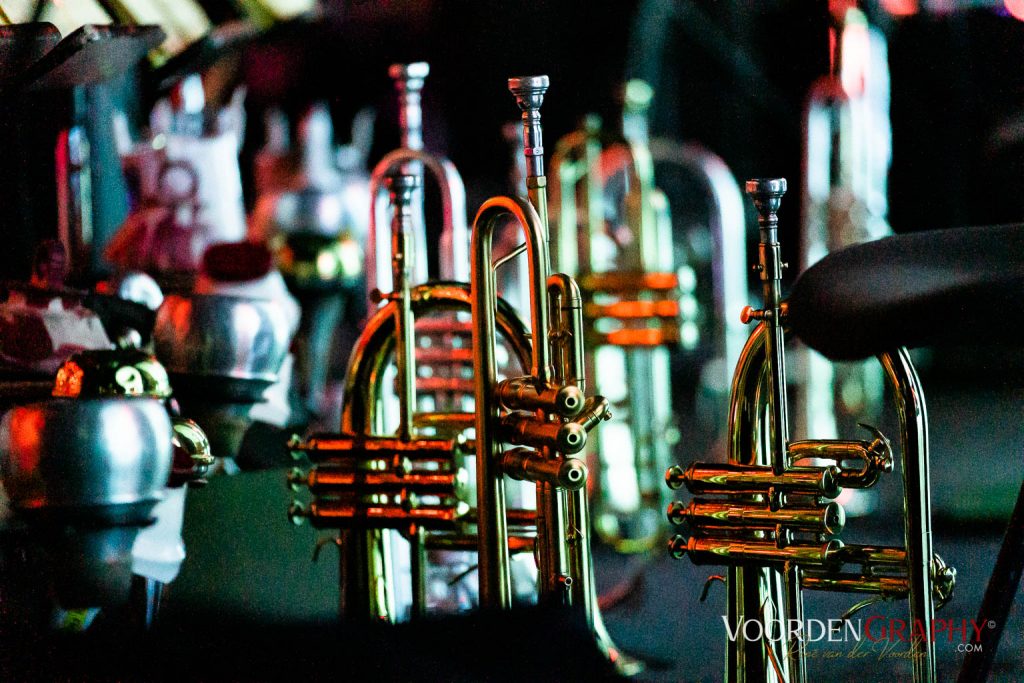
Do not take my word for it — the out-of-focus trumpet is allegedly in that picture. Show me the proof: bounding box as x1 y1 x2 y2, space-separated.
368 62 468 292
667 179 953 683
367 63 481 417
797 4 892 442
549 79 747 553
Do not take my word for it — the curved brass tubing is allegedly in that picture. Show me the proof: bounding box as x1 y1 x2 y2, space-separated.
668 180 947 683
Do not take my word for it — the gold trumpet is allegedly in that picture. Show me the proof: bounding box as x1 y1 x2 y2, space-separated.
548 81 679 554
288 72 634 673
288 171 534 620
289 63 542 620
667 179 954 682
472 75 638 674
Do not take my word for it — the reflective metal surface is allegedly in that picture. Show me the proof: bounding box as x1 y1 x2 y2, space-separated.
367 62 469 294
111 271 165 311
1 398 172 510
666 179 948 683
153 293 291 385
469 75 638 675
549 78 749 553
53 349 172 399
170 416 214 485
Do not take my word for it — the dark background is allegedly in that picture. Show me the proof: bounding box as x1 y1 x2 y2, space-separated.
1 0 1023 282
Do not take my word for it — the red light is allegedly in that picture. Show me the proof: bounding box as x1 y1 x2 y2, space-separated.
1006 0 1024 21
881 0 918 16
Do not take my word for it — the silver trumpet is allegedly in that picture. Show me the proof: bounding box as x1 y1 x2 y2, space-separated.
367 63 481 418
368 62 469 292
667 179 954 683
796 4 892 443
549 78 747 553
248 103 373 420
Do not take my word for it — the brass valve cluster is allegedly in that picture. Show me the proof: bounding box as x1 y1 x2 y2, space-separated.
288 434 470 529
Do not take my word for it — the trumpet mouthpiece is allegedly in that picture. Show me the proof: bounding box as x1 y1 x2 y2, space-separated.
384 173 421 192
745 177 787 199
508 75 549 111
745 178 787 235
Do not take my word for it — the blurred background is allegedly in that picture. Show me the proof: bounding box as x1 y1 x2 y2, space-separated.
3 1 1024 278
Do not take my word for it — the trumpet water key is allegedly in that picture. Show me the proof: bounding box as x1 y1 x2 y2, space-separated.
666 179 953 683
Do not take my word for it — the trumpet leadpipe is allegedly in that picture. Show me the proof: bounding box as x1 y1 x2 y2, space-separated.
668 499 845 537
667 462 841 498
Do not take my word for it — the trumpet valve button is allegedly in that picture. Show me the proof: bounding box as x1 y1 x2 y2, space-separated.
668 535 690 560
667 500 688 525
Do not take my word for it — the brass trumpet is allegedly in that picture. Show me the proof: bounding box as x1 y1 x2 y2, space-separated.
288 171 533 620
549 79 748 553
289 71 633 673
667 179 954 682
289 63 543 620
473 75 638 674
